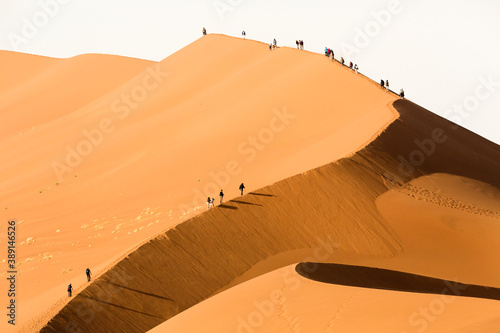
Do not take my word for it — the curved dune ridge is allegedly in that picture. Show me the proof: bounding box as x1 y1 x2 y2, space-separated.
40 95 500 333
1 34 400 332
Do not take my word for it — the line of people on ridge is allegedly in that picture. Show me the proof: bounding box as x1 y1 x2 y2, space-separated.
206 183 246 209
326 47 360 74
379 79 405 98
201 28 407 99
325 45 404 98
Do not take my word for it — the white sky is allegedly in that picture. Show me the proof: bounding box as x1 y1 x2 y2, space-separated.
1 0 499 144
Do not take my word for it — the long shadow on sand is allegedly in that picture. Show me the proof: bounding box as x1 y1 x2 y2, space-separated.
249 192 276 197
218 204 238 210
104 282 174 302
230 200 263 206
81 295 166 319
296 263 500 301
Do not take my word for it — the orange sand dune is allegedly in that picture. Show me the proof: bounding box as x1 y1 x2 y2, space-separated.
1 34 399 332
40 97 500 332
151 264 500 333
0 51 155 140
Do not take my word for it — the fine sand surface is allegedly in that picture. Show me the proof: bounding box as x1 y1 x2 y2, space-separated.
0 34 400 332
150 264 500 333
0 51 155 140
40 92 500 333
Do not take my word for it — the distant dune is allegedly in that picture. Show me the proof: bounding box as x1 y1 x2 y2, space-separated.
0 51 155 140
1 34 499 333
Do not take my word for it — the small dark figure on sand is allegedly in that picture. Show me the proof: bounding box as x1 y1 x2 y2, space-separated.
68 284 73 297
239 183 245 196
219 190 224 204
86 268 92 282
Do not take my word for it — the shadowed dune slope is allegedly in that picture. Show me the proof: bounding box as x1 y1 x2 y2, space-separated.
368 99 499 188
41 99 500 332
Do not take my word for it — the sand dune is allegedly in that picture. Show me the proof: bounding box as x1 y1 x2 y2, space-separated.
150 264 500 333
1 34 499 332
1 34 398 332
0 51 155 140
41 97 500 332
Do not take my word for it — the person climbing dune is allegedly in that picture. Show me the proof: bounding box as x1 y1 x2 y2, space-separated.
86 268 92 282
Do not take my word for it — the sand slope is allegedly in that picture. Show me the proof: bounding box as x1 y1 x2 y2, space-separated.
150 264 500 333
0 51 155 140
1 34 399 332
41 97 500 332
